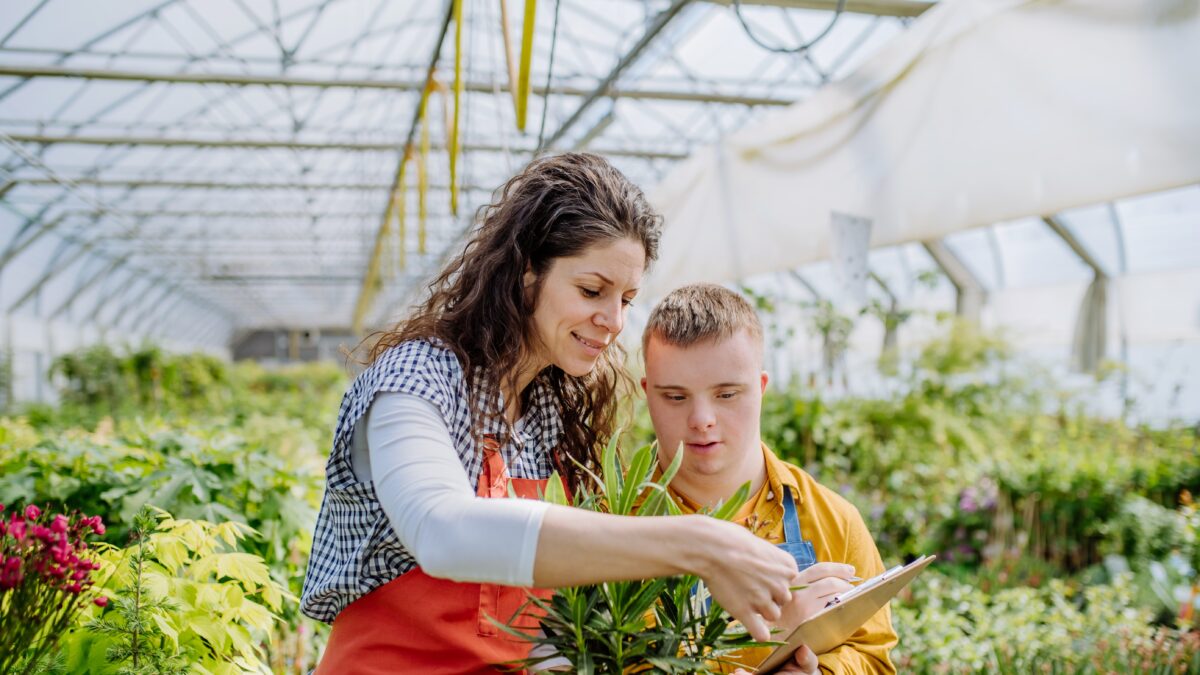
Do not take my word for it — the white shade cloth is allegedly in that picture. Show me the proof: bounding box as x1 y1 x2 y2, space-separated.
646 0 1200 297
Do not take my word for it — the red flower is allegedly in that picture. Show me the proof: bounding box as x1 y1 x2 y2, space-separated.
9 520 25 541
93 596 108 608
23 505 41 520
65 583 82 594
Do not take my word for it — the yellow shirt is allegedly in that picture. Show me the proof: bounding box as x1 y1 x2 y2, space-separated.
668 444 897 675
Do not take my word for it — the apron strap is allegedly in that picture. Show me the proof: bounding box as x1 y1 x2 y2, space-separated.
781 485 803 544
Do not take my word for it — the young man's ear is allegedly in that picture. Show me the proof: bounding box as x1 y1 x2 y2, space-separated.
759 371 769 394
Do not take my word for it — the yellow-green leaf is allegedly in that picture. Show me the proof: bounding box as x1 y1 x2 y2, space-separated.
151 611 179 650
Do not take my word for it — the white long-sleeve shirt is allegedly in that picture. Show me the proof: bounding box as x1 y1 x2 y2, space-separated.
348 392 549 586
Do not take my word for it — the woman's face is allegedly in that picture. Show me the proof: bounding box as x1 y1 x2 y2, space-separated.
526 236 646 377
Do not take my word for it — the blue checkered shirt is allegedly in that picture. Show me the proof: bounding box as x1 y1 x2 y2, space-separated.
300 339 562 623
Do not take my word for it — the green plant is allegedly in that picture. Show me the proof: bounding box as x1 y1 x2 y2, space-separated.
59 506 294 674
892 571 1200 673
509 440 765 673
0 416 323 597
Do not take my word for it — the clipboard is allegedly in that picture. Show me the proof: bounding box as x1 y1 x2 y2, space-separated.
756 555 936 673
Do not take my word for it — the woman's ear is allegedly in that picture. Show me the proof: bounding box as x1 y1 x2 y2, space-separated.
523 263 536 288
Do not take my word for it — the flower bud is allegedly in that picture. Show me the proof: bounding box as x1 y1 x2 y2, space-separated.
24 505 41 520
93 596 108 608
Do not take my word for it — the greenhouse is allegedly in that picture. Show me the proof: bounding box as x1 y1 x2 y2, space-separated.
0 0 1197 672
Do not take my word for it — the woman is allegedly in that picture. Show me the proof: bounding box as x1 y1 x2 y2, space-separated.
301 153 797 673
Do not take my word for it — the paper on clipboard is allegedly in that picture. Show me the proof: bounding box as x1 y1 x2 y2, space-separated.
755 555 936 673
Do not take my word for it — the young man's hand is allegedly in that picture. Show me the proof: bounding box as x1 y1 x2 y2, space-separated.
777 562 855 629
732 645 818 675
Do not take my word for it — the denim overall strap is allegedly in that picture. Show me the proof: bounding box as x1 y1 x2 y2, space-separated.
693 486 819 615
777 486 817 572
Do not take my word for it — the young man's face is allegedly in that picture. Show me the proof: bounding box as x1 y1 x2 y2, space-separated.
641 329 768 483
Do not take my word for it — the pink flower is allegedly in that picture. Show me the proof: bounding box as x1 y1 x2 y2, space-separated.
31 525 54 543
9 520 25 541
23 505 40 520
65 583 81 594
0 569 22 590
93 596 108 608
50 514 68 534
92 522 105 536
71 570 87 581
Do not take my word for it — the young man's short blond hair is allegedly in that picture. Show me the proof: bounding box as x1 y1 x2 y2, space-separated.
642 283 764 354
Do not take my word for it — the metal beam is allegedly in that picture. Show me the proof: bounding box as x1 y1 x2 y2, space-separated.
128 287 184 336
86 270 143 325
6 132 688 160
701 0 933 17
0 63 793 107
1041 214 1107 277
8 244 91 312
16 177 484 192
0 213 67 270
198 274 361 283
46 254 129 321
70 208 381 219
97 275 156 326
541 0 695 151
922 239 985 322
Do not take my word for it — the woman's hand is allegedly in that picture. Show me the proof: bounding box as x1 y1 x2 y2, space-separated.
693 517 799 642
776 562 855 630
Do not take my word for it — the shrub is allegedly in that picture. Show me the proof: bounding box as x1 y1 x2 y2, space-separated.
58 507 294 674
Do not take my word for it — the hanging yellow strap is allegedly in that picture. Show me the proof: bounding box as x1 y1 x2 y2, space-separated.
516 0 537 132
396 147 411 271
418 82 432 256
448 0 464 216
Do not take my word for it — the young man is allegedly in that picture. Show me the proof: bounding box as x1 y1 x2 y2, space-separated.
641 284 897 674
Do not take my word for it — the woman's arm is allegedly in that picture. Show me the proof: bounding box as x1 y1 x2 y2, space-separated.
367 392 796 641
534 508 797 641
367 393 547 586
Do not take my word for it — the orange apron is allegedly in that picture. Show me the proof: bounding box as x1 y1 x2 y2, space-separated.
316 439 554 674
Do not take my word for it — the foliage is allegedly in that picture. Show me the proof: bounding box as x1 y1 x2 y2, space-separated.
510 439 766 674
57 506 294 675
8 325 1200 670
892 571 1200 673
0 504 107 675
0 415 323 601
25 344 347 433
43 344 230 427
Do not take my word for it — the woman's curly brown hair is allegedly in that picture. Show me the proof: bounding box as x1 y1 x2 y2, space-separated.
369 153 662 494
